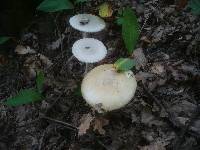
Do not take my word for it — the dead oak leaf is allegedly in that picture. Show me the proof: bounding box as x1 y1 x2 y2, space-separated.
93 117 109 135
78 113 94 136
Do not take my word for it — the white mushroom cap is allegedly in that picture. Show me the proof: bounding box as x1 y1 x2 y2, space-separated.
72 38 107 63
69 14 106 33
81 64 137 112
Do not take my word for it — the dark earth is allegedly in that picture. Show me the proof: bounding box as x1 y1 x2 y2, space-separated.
0 0 200 149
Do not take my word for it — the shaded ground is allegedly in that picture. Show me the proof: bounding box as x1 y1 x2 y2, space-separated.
0 0 200 149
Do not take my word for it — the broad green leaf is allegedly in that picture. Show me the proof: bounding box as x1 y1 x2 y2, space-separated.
99 2 113 18
0 37 10 44
121 8 139 54
37 0 74 12
188 0 200 15
4 89 43 106
36 71 45 93
114 58 135 72
74 0 88 4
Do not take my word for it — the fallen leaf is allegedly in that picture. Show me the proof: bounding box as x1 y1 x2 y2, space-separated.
133 48 147 69
139 142 166 150
150 63 165 75
140 36 151 44
135 71 154 83
15 45 36 55
78 113 94 136
93 117 109 135
24 54 53 78
176 0 188 10
39 54 53 67
148 79 167 91
99 2 113 18
0 54 8 65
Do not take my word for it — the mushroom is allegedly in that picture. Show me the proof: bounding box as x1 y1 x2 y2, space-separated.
81 64 137 112
72 38 107 73
69 14 106 37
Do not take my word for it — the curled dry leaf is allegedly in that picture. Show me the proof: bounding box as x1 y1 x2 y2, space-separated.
93 117 109 135
15 45 36 55
78 113 94 136
24 54 53 78
133 48 147 70
78 114 109 136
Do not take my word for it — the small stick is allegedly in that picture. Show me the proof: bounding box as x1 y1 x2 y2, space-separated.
41 116 77 130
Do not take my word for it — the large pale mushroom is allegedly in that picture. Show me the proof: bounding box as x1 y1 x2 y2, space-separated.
81 64 137 112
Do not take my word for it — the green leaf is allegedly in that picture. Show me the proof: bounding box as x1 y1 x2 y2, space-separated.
114 58 135 72
0 36 10 44
188 0 200 15
121 8 139 54
37 0 74 12
74 0 88 4
36 71 45 93
116 17 124 25
4 89 43 106
74 85 82 97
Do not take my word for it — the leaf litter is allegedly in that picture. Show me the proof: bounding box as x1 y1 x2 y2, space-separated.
0 0 200 149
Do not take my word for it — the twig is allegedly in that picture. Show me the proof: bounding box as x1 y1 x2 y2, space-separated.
41 116 77 130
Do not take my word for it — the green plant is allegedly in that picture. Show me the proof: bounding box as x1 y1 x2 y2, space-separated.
74 0 88 4
0 36 11 45
117 7 139 54
37 0 74 12
4 71 45 106
188 0 200 15
114 58 135 72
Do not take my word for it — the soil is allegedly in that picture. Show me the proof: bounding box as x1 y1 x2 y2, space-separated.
0 0 200 150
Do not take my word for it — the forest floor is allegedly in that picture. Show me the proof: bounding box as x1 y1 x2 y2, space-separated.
0 0 200 150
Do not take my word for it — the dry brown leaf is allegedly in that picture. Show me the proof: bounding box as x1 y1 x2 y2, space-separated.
139 142 166 150
176 0 188 10
24 54 53 78
148 79 167 91
135 71 154 83
15 45 36 55
150 63 165 75
133 48 147 70
93 117 109 135
78 113 94 136
39 54 53 67
0 54 8 65
140 36 152 44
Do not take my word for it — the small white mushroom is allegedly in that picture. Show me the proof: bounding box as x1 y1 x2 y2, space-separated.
69 14 106 37
72 38 107 63
81 64 137 112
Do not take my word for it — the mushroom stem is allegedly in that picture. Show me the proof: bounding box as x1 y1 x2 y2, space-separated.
82 32 88 38
66 55 74 64
84 63 89 75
